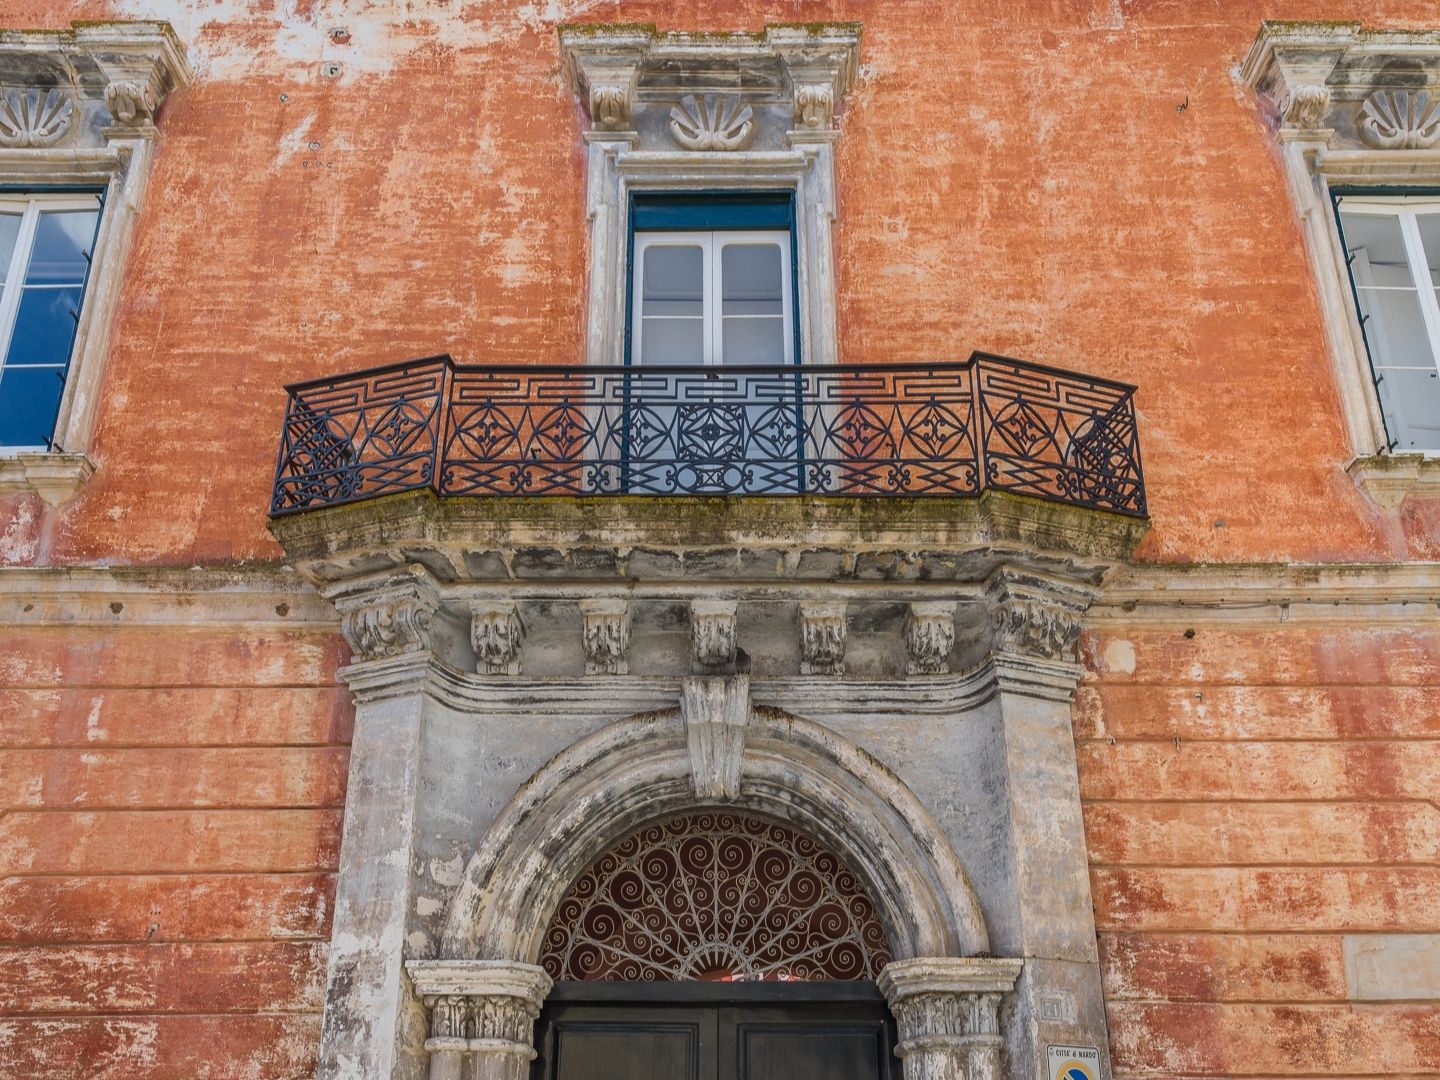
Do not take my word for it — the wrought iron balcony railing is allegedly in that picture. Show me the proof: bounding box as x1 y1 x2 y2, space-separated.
269 355 1146 517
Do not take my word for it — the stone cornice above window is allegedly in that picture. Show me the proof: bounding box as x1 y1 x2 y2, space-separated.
0 21 191 145
1347 453 1440 509
560 23 860 146
1241 22 1440 146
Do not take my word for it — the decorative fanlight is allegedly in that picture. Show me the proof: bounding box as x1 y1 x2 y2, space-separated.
540 811 892 981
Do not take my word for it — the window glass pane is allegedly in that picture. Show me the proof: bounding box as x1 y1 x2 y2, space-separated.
721 243 783 317
1417 211 1440 300
0 213 22 284
25 208 98 285
641 244 703 317
6 285 84 365
640 317 704 365
723 316 785 364
0 364 64 447
1341 209 1440 451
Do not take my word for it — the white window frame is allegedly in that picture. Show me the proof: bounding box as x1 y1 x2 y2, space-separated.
631 229 795 367
0 193 105 453
1336 195 1440 454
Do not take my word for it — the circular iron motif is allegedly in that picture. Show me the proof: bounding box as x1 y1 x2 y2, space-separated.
540 811 892 982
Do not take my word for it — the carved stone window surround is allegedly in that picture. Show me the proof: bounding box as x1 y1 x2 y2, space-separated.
561 24 860 369
1241 22 1440 506
0 21 190 506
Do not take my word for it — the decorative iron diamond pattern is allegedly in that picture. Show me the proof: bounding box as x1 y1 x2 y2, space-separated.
270 355 1145 515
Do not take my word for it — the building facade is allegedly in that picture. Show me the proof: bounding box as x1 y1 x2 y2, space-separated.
1 4 1438 1079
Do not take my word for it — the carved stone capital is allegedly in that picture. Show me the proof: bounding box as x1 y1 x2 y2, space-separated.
878 957 1022 1080
905 602 955 676
330 567 440 663
407 960 553 1080
690 599 737 671
985 571 1095 663
680 675 751 800
1282 83 1331 131
799 601 847 676
579 597 631 675
104 79 160 126
471 602 523 676
793 83 835 129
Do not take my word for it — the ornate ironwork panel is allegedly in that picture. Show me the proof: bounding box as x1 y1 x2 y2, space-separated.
270 354 1145 515
540 811 892 982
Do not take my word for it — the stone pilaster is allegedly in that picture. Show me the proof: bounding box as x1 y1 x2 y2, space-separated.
317 567 443 1080
406 961 553 1080
878 957 1022 1080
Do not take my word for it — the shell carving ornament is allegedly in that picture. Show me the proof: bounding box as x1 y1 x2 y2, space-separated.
669 93 756 151
1359 90 1440 150
0 88 75 148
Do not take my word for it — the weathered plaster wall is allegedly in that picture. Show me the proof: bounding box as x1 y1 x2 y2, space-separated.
0 0 1436 564
1079 621 1440 1076
0 619 350 1077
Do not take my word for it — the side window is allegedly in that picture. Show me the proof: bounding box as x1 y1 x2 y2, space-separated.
632 230 792 367
1337 197 1440 453
0 195 103 450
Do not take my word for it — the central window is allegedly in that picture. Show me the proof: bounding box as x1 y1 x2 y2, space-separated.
627 193 798 368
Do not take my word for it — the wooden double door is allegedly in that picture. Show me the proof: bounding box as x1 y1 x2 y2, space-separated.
531 983 900 1080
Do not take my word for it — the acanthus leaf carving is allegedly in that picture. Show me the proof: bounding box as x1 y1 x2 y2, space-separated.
334 574 437 662
1359 89 1440 150
800 601 847 675
990 598 1082 661
104 80 160 126
0 88 75 148
793 83 834 129
905 602 954 676
579 597 630 675
878 958 1022 1080
690 599 737 670
471 601 523 676
1281 83 1330 130
589 83 631 131
668 93 756 151
680 674 750 800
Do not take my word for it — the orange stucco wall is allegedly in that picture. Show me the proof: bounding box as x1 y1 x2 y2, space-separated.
2 2 1438 1078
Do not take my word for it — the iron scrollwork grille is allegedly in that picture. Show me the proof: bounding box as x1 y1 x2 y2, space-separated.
540 811 893 982
270 354 1145 515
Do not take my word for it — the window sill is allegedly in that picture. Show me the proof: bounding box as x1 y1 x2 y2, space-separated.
0 452 94 506
1347 453 1440 510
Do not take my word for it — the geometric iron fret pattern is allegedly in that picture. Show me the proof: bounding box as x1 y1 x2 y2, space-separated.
539 812 893 982
270 354 1145 516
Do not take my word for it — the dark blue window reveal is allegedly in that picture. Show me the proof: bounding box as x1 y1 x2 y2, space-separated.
0 194 104 449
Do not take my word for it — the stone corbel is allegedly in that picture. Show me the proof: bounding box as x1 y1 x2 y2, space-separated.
471 601 523 676
800 601 847 675
690 599 737 672
328 565 440 664
579 597 631 675
905 602 955 676
680 674 751 799
561 31 646 136
406 960 553 1080
878 957 1023 1080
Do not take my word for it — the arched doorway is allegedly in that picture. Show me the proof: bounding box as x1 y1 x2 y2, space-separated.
533 809 899 1080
